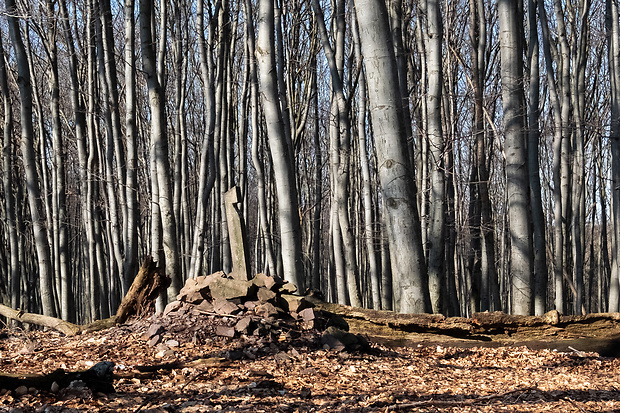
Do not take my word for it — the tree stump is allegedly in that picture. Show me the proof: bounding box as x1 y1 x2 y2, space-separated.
115 256 170 324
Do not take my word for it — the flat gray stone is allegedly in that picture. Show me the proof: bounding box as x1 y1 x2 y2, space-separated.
209 277 256 300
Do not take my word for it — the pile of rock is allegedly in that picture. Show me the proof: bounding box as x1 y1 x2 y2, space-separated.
142 271 369 353
172 272 316 336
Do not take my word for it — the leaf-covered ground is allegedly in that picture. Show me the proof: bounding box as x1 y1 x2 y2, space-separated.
1 315 620 412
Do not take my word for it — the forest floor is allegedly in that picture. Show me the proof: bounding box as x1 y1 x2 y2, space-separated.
1 311 620 413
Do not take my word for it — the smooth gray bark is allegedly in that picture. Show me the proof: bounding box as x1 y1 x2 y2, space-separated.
123 0 139 295
256 0 305 289
189 0 217 280
243 0 276 277
352 13 380 309
527 0 547 316
140 0 181 300
607 0 620 312
353 0 431 313
6 0 55 317
499 0 533 315
0 35 19 315
44 0 71 321
311 0 362 307
425 0 446 314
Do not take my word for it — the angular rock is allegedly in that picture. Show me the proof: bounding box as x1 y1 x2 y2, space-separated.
235 316 253 333
195 300 215 313
216 325 236 338
279 282 298 294
177 272 226 302
281 295 312 313
257 287 277 303
298 307 315 322
146 323 165 339
163 301 183 315
252 273 283 290
183 291 205 304
213 299 241 315
209 277 256 300
255 302 280 319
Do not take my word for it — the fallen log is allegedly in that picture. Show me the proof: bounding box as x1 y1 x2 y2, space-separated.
0 305 81 336
302 295 620 352
0 358 230 393
0 257 169 336
0 361 115 393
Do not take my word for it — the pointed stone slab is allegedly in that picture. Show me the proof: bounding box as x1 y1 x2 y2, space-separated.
225 186 249 280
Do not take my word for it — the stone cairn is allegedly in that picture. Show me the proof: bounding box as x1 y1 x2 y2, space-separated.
142 187 368 354
141 271 369 354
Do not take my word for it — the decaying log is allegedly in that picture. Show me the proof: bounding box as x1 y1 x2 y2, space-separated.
0 361 115 393
0 257 168 336
1 358 230 393
0 305 81 336
302 296 620 349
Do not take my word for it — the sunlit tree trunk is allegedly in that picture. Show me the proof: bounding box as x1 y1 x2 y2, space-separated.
43 0 72 320
256 0 305 289
498 0 533 315
607 0 620 312
352 13 380 309
123 0 139 296
425 0 446 314
354 0 431 313
527 0 547 315
140 0 180 300
0 34 19 316
6 0 55 317
189 0 217 280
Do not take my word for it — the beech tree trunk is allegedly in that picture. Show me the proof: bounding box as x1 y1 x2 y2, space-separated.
353 0 431 313
6 0 56 317
140 0 181 301
498 0 533 315
256 0 305 289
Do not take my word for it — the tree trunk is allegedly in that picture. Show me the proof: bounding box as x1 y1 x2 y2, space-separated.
527 0 547 315
256 0 305 289
498 0 533 315
353 0 431 313
123 0 139 296
0 34 19 317
140 0 180 301
607 0 620 312
6 0 55 317
425 0 446 314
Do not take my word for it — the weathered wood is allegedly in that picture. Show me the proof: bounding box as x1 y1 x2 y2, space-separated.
301 296 620 349
0 304 81 336
0 257 167 336
0 361 115 393
116 256 170 324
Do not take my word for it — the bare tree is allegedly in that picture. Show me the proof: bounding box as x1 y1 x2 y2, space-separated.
6 0 55 317
499 0 533 315
140 0 181 300
353 0 431 313
256 0 305 289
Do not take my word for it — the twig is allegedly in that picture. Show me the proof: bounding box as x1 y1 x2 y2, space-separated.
383 387 538 411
